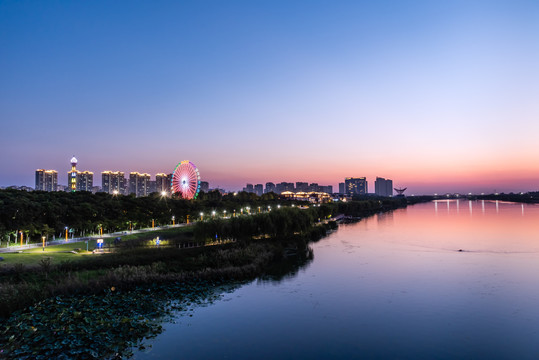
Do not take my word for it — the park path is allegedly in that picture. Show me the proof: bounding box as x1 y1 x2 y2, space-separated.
0 224 190 253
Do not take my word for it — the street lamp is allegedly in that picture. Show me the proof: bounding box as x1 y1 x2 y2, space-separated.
200 212 204 221
277 204 281 209
212 210 216 217
161 191 167 197
223 210 227 218
65 227 68 242
42 236 46 252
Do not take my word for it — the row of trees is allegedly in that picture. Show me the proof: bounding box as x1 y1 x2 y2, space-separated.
0 189 294 244
194 206 334 242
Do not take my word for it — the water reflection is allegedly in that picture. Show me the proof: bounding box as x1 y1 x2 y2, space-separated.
134 202 539 360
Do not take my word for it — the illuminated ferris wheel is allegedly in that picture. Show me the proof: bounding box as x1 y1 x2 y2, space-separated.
171 160 201 199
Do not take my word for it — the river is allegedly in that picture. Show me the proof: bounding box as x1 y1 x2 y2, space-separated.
132 200 539 359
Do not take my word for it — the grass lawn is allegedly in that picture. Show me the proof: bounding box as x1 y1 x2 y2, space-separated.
0 226 193 266
0 240 98 266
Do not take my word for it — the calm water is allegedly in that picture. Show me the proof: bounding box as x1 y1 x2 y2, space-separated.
134 201 539 359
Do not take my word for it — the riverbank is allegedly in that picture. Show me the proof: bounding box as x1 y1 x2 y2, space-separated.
0 199 415 359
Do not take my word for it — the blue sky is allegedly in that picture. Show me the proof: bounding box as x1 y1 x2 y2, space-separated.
1 0 539 193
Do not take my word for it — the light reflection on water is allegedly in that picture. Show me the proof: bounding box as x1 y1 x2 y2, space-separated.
134 201 539 359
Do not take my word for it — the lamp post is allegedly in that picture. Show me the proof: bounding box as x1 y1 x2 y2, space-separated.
200 212 204 221
152 219 155 229
65 227 68 242
223 210 227 218
20 231 23 246
212 210 216 218
42 236 46 252
172 216 175 226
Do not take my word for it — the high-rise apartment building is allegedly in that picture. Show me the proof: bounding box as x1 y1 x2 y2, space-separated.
265 182 275 194
35 169 58 192
375 177 393 197
129 172 151 197
339 182 345 194
199 181 209 193
254 184 263 196
243 184 254 193
155 173 172 193
320 185 333 194
276 182 294 194
296 182 309 192
77 171 94 192
345 177 368 195
102 171 126 194
309 183 320 192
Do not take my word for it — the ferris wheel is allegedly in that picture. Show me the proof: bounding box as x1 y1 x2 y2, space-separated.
171 160 201 199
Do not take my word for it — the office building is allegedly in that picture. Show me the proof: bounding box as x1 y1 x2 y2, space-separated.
35 169 58 192
102 171 126 194
345 177 368 195
375 177 393 197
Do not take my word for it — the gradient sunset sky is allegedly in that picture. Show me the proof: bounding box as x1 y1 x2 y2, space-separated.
1 1 538 194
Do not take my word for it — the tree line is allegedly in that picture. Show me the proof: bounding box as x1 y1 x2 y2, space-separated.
0 189 288 243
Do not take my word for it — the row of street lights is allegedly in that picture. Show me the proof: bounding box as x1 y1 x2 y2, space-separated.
199 204 283 221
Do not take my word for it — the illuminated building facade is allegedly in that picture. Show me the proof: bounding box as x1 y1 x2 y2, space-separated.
281 191 331 203
78 171 94 192
129 172 151 197
156 173 172 193
102 171 126 194
345 177 367 195
68 156 78 192
35 169 58 192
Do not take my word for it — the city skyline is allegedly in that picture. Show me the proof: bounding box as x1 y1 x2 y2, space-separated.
2 1 539 194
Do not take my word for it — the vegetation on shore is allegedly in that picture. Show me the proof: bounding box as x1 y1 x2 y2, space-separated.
0 192 419 358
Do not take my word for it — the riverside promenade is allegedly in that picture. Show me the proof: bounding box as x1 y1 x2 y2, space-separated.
0 223 189 253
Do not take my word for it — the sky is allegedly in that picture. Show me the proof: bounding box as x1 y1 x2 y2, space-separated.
1 0 539 194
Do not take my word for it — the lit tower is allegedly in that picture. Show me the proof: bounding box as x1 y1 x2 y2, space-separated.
68 156 78 192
